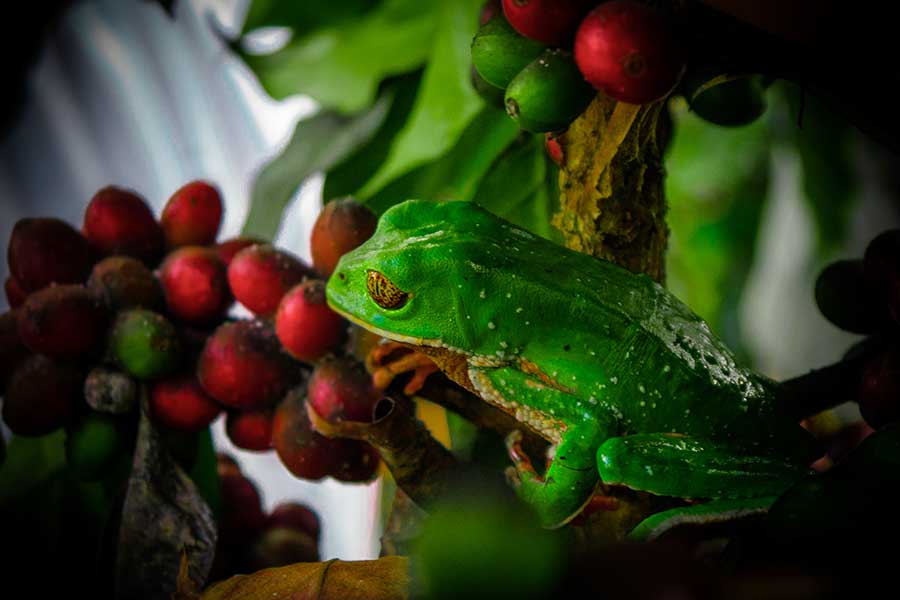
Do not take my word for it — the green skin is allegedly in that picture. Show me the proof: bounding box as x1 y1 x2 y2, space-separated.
326 200 819 536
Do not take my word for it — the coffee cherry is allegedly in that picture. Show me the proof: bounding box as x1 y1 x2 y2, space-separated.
227 245 313 316
216 237 263 267
83 186 164 265
310 198 378 277
88 256 163 311
863 229 900 324
198 320 291 409
219 470 267 547
226 409 274 451
472 14 547 90
857 348 900 429
815 260 882 334
84 366 138 414
18 284 109 359
217 452 242 479
109 309 182 380
247 527 319 570
502 0 592 46
505 49 595 132
267 502 321 540
308 355 380 423
575 1 684 104
160 180 223 248
331 440 380 483
7 217 92 293
471 65 507 109
3 355 82 436
65 411 130 482
5 276 28 308
272 388 342 480
159 247 231 324
275 280 346 363
1 310 28 389
545 133 563 166
150 373 222 432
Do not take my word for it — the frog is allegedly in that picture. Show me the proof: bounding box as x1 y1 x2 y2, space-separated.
325 199 821 538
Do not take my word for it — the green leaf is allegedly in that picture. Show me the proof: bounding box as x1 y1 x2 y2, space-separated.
363 108 519 214
241 93 392 240
242 0 377 35
240 0 437 113
472 134 560 239
357 0 485 198
322 73 422 202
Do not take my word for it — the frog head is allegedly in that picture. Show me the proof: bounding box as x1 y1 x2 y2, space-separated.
325 200 530 355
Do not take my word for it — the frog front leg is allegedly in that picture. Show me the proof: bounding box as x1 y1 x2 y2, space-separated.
469 366 613 528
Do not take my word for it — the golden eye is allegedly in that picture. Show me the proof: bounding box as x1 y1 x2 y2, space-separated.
366 270 409 310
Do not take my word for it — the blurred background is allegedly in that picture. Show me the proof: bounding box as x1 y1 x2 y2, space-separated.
1 0 898 562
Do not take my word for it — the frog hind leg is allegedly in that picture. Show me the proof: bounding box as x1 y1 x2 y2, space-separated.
627 496 777 541
469 366 612 528
597 433 809 500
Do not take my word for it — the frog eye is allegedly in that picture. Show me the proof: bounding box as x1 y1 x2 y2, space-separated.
366 270 409 310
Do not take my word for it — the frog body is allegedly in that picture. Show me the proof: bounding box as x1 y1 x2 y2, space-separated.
326 200 819 534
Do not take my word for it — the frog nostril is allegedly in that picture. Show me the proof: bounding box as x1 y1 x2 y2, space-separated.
338 272 346 282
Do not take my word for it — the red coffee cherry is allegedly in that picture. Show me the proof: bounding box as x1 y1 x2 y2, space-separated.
18 284 109 359
83 186 164 265
3 354 83 436
267 502 321 540
272 388 343 481
863 229 900 324
1 310 29 389
158 246 230 324
574 1 684 104
7 217 93 293
216 236 263 267
226 409 274 451
149 373 222 432
219 470 267 547
308 355 380 423
309 198 377 277
330 440 380 483
217 452 242 478
198 320 291 409
160 180 223 248
88 256 164 311
227 244 313 317
545 133 564 166
275 280 346 363
502 0 593 46
4 276 27 309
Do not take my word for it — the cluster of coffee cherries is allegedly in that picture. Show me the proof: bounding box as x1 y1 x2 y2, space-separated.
814 230 900 429
472 1 768 158
213 453 321 577
1 181 383 486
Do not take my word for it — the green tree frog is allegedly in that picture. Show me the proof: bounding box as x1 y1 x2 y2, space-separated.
325 200 820 537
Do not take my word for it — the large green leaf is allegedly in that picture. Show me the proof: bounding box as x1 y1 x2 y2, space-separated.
240 0 437 113
322 73 422 202
241 93 392 240
363 108 519 214
242 0 378 35
472 134 559 240
357 0 485 198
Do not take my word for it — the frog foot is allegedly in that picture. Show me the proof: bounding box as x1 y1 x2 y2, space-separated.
368 341 440 395
505 430 541 480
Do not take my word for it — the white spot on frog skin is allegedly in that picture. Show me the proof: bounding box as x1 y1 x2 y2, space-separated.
500 341 508 348
506 292 512 298
487 322 496 329
662 365 671 373
639 401 646 407
645 466 654 476
525 321 530 325
516 307 523 313
685 409 691 415
479 289 486 299
589 350 596 356
610 377 618 384
588 396 598 405
638 384 645 393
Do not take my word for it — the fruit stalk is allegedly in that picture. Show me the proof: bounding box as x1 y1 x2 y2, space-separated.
553 94 670 282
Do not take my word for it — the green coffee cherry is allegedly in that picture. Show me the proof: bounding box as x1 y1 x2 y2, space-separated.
505 49 595 133
687 75 767 127
65 412 130 482
110 309 181 380
471 15 546 89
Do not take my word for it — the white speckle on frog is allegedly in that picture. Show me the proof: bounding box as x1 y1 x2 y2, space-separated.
506 292 512 298
651 403 657 409
610 377 618 384
645 466 654 476
525 321 530 325
638 384 645 393
639 401 646 407
588 396 598 405
571 375 577 381
515 307 523 313
552 371 558 377
487 322 496 329
500 379 507 386
479 289 486 299
589 350 596 356
662 365 671 373
684 409 691 415
500 341 508 348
